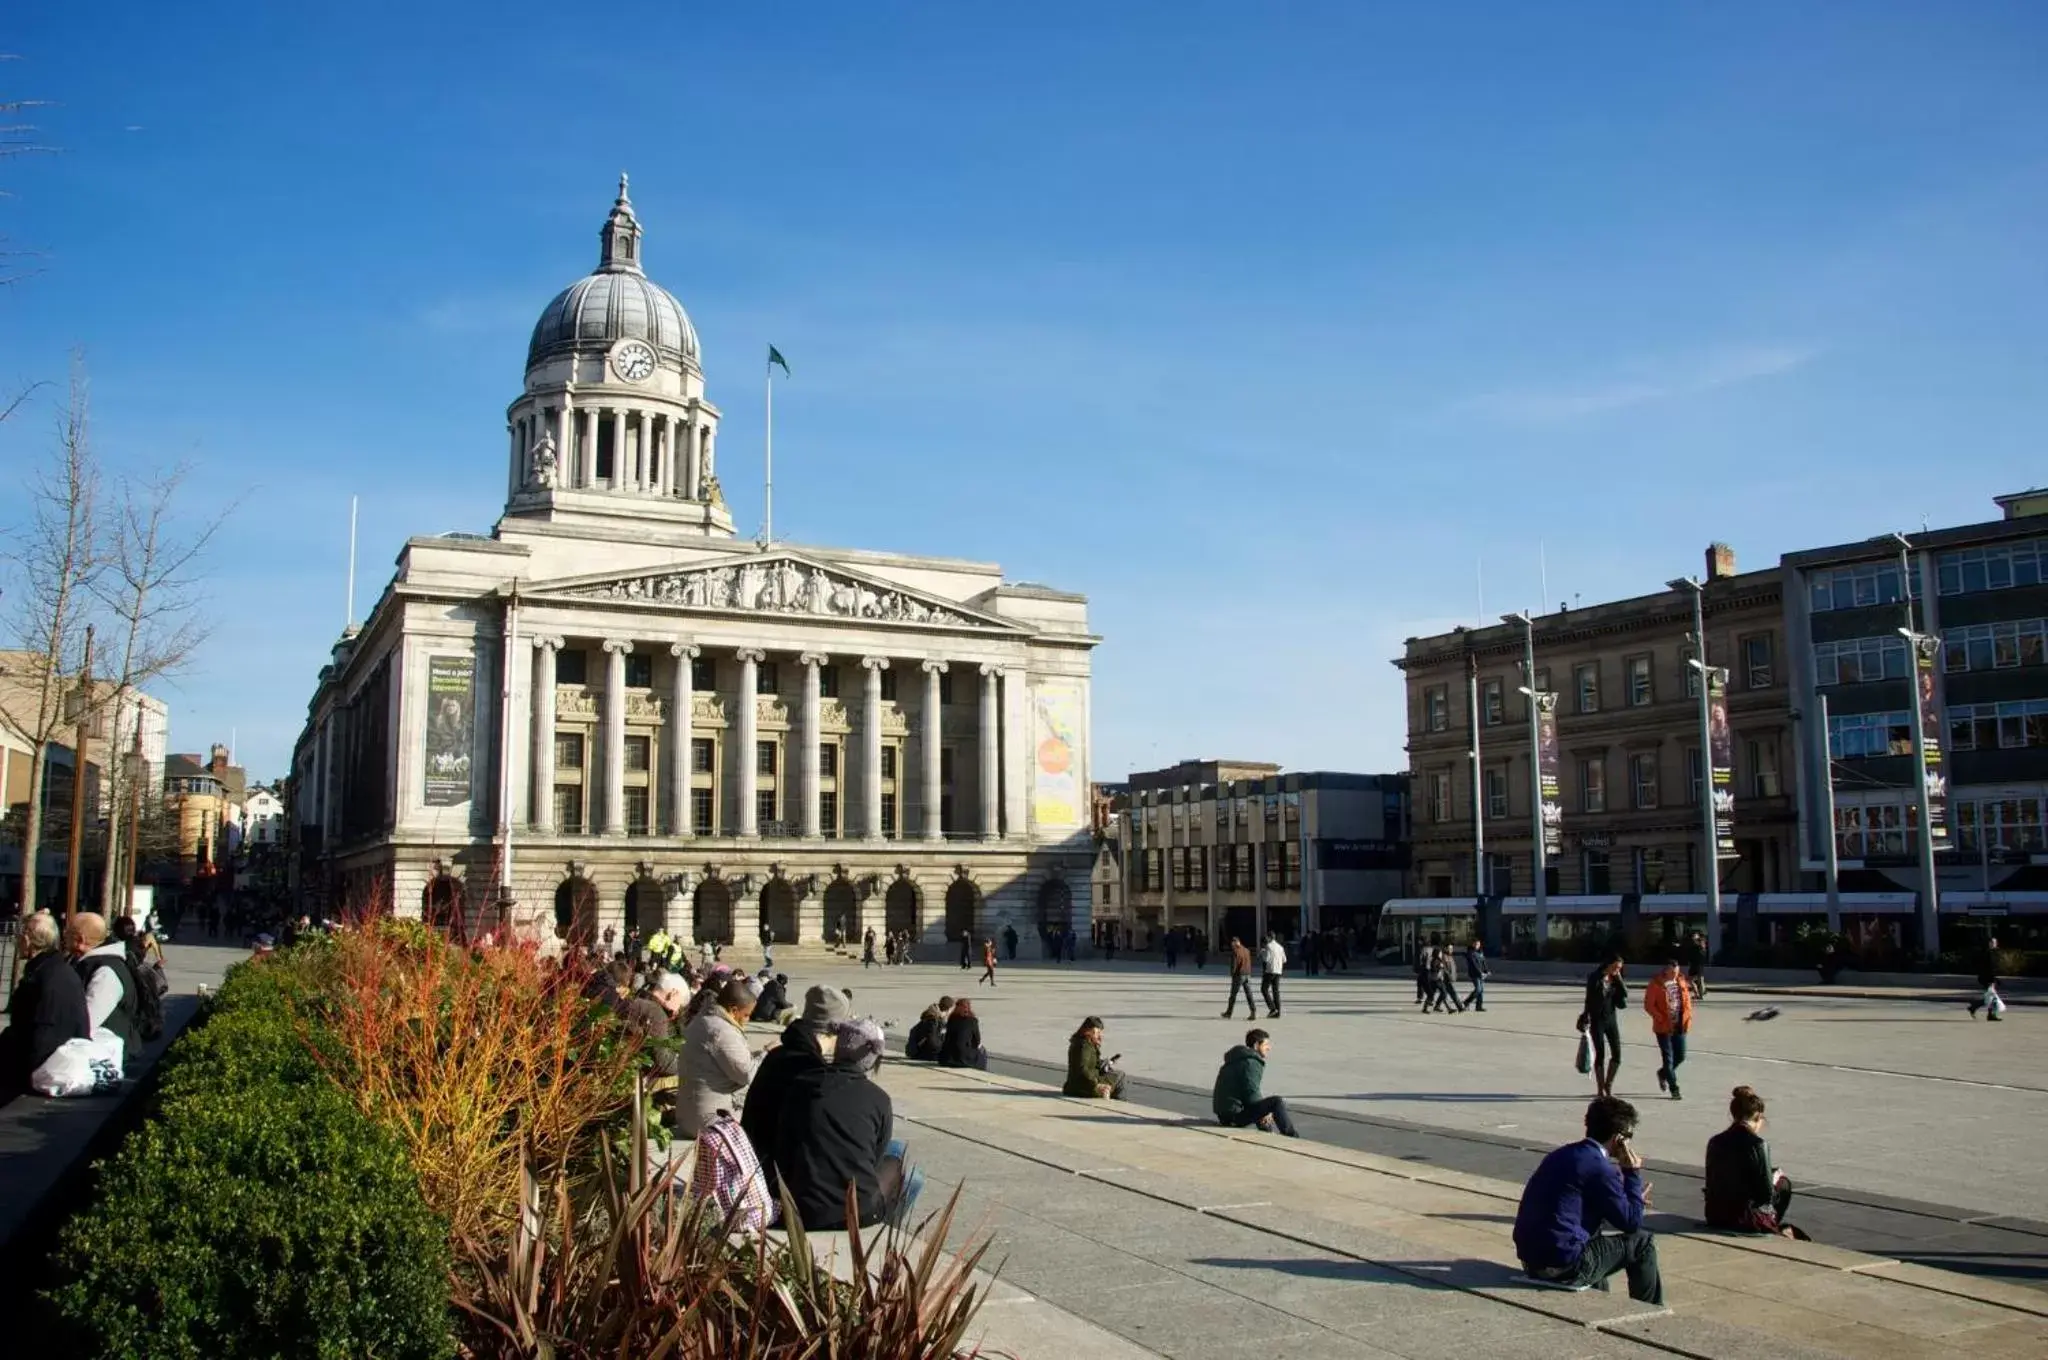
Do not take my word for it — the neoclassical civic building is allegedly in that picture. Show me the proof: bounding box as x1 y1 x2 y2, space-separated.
291 180 1099 952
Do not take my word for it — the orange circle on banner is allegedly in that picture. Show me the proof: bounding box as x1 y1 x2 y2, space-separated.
1038 737 1071 774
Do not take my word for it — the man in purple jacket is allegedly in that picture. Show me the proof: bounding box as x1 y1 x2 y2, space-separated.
1512 1096 1664 1303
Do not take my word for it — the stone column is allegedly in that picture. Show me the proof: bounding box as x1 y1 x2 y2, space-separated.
861 657 888 840
921 659 947 841
736 649 764 837
800 653 826 839
609 409 627 491
979 664 1000 840
560 395 576 487
670 641 697 836
703 422 716 486
1253 841 1269 945
637 410 653 493
530 636 562 830
602 639 632 836
1001 667 1029 838
507 421 520 500
684 416 701 500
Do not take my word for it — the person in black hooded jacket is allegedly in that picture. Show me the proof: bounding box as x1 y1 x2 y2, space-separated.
935 999 987 1069
740 984 851 1189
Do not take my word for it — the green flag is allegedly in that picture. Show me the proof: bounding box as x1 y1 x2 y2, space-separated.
768 344 790 376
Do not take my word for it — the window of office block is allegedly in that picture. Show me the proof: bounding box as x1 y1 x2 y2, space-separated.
624 653 653 688
1625 655 1652 707
1576 663 1600 714
624 735 651 772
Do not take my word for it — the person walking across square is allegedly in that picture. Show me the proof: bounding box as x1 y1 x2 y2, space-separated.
1463 940 1490 1012
1644 957 1693 1100
1260 932 1286 1018
1221 936 1258 1018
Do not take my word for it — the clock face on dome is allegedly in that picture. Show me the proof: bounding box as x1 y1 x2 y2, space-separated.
611 340 657 382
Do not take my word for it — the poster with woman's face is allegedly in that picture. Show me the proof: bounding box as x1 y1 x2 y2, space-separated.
424 654 475 807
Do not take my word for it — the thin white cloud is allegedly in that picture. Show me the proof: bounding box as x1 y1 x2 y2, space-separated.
1462 345 1820 425
417 293 539 335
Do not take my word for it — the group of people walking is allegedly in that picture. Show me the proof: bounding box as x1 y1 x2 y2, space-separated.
1414 934 1488 1013
1577 954 1696 1101
1221 932 1289 1018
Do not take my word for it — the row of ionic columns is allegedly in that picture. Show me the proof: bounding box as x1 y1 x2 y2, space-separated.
527 636 1014 842
508 399 714 498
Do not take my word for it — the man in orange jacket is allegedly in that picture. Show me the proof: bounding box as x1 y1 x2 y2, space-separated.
1644 957 1695 1101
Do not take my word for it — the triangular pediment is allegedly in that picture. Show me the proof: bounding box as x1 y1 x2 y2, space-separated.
526 550 1025 632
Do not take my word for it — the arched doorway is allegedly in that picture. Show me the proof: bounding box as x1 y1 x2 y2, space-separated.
625 878 667 938
422 874 465 935
944 877 978 943
885 878 918 937
1038 875 1073 933
554 876 598 947
760 877 799 944
693 878 734 944
824 878 858 943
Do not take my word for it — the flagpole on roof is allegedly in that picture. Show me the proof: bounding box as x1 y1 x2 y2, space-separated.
763 348 774 546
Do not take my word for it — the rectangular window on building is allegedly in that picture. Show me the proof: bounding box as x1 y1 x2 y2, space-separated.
818 664 839 698
1816 635 1910 685
1485 768 1508 820
1633 847 1666 893
1428 771 1450 822
1743 633 1773 689
624 735 651 772
1580 756 1606 813
880 792 898 837
624 653 653 688
756 788 778 827
691 737 715 774
690 786 714 833
819 743 838 778
756 662 779 694
555 649 588 685
880 747 897 780
691 655 716 690
1827 710 1916 759
1938 541 2047 596
1747 737 1780 797
1686 746 1702 805
1576 663 1600 714
756 741 777 776
555 732 585 769
880 669 898 702
1626 655 1653 707
1583 847 1612 894
1482 679 1504 726
553 785 583 833
1172 848 1189 891
1425 686 1449 732
820 790 839 838
1810 561 1914 612
624 787 649 835
939 671 954 705
1630 753 1658 809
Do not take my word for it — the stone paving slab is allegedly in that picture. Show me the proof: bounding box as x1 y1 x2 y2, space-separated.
880 1060 2048 1358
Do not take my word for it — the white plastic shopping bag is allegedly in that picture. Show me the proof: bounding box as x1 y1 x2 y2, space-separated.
1986 988 2007 1018
30 1030 126 1098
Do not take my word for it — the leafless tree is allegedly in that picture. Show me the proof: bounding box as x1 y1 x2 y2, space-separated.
93 463 231 914
0 362 101 920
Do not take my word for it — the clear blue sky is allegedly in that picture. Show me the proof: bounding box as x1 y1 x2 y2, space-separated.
3 3 2045 784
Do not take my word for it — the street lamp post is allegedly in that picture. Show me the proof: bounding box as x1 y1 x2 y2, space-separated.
1467 651 1485 904
1504 612 1546 951
1893 532 1941 956
1670 579 1725 962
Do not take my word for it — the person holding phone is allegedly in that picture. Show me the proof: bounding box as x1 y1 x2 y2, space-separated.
1512 1096 1664 1303
1063 1016 1127 1099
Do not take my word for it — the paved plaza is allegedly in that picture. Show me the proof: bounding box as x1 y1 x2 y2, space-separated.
785 954 2048 1235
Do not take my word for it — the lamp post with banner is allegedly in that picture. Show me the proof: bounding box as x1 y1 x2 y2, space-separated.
1891 532 1944 957
1670 579 1727 961
1504 612 1552 953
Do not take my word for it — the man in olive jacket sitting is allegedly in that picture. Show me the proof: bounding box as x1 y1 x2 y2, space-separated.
1211 1028 1298 1136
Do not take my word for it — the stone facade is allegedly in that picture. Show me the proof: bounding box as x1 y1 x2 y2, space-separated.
290 183 1098 955
1396 545 1796 903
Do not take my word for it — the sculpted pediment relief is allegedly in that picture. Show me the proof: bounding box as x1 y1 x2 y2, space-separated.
532 553 1019 632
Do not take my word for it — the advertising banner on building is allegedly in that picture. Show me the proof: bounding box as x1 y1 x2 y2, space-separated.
1915 643 1949 850
1031 680 1084 827
423 654 475 808
1536 691 1563 856
1708 670 1736 858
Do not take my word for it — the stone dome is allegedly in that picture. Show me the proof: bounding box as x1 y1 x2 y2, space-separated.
524 176 700 372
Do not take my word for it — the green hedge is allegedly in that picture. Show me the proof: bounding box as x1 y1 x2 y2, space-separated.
42 955 454 1360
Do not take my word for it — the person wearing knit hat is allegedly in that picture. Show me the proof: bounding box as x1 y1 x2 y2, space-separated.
775 1015 924 1230
740 982 854 1189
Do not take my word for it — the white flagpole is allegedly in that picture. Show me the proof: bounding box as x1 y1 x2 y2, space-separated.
345 495 359 629
763 353 774 545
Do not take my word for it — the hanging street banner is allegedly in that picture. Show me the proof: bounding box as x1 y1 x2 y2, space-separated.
1708 670 1737 858
423 653 475 808
1915 641 1950 851
1536 691 1563 856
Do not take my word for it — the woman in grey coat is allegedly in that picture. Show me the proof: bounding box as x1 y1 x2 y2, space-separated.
676 976 764 1138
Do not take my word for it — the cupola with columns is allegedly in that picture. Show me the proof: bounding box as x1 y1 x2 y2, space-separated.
502 176 734 539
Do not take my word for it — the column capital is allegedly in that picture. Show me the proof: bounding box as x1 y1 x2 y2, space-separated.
669 640 701 660
602 638 634 656
860 655 890 671
799 651 830 668
978 661 1001 677
531 634 566 653
735 647 767 664
921 658 949 674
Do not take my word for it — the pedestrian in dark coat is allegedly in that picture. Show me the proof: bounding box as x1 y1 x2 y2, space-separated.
935 999 988 1069
1 912 90 1094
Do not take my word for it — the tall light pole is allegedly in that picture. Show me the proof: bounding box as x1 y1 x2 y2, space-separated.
1669 579 1724 961
1504 612 1546 950
1818 693 1841 936
1467 650 1486 903
1891 532 1941 957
